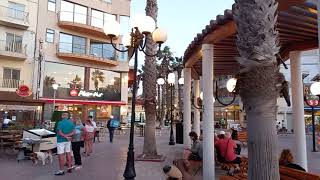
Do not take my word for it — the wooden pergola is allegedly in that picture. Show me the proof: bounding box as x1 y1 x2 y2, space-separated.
183 0 318 78
182 1 320 178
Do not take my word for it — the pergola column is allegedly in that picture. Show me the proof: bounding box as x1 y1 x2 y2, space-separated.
290 51 308 170
193 79 201 136
183 68 192 148
202 44 215 179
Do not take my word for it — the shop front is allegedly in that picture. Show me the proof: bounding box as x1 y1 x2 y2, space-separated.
40 62 127 123
0 90 45 129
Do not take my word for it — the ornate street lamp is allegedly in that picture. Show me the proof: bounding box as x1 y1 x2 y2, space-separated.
215 78 237 106
104 15 167 180
52 83 59 112
305 81 320 152
168 72 176 145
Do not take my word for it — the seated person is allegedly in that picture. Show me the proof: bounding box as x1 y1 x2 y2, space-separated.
185 131 203 161
215 132 241 164
279 149 306 172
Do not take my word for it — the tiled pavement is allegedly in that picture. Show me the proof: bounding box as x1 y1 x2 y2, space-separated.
0 130 320 180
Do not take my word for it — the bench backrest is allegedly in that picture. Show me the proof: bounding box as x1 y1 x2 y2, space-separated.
280 166 320 180
237 132 247 141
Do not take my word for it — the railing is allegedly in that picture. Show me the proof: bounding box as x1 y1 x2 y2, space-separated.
57 42 116 60
90 45 116 60
57 42 86 55
57 11 113 29
0 5 29 23
0 79 24 89
0 40 26 55
58 11 88 25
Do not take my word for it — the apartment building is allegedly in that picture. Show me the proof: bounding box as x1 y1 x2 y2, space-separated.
34 0 131 122
0 0 43 127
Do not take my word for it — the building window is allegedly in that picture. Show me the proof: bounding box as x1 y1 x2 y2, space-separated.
59 33 86 54
2 68 21 88
91 9 116 28
90 42 116 60
119 44 128 62
46 29 55 43
5 33 23 53
8 1 25 20
48 0 56 12
120 16 130 35
60 0 87 24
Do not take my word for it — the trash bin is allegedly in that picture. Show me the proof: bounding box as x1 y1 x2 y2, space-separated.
176 122 183 144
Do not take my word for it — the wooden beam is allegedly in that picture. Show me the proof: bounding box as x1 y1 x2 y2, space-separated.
279 40 318 61
203 21 237 44
278 0 307 11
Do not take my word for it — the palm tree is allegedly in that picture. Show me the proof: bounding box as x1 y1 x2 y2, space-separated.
141 0 159 159
91 69 105 91
234 0 288 179
44 75 56 87
68 75 82 89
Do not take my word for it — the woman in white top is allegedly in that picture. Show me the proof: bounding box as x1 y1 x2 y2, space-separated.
84 120 95 156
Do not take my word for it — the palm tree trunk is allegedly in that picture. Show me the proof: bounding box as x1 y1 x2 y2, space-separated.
142 0 158 157
234 0 282 179
177 68 183 121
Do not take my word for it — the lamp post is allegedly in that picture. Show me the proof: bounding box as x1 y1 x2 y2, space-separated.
305 81 320 152
52 83 59 113
157 78 165 126
104 15 167 180
178 78 184 120
168 72 176 145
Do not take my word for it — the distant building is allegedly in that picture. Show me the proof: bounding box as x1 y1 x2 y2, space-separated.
35 0 131 121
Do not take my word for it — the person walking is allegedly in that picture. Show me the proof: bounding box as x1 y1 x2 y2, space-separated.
71 117 84 170
55 113 75 176
107 116 119 143
84 119 95 156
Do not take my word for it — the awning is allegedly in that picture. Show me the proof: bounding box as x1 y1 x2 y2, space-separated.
40 98 127 106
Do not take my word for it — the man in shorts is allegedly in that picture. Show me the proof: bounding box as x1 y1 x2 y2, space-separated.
55 113 75 176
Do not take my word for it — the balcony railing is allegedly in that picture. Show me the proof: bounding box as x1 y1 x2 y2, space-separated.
90 45 116 60
0 5 29 24
0 79 24 89
57 42 118 66
0 40 26 55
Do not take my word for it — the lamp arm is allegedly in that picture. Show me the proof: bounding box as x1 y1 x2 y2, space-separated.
215 81 236 106
109 36 129 53
140 38 162 57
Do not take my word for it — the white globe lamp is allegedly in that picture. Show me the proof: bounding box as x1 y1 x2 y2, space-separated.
310 82 320 96
226 78 237 93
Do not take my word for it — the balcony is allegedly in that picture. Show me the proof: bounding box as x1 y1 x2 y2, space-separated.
56 42 119 66
0 79 24 89
0 40 27 60
57 11 108 38
0 5 29 29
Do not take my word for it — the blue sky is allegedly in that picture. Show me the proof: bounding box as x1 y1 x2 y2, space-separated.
130 0 235 58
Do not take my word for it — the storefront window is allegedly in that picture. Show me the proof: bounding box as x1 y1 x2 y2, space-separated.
42 62 85 98
89 69 121 100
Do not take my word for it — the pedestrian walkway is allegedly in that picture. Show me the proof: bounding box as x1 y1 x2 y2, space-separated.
0 132 319 180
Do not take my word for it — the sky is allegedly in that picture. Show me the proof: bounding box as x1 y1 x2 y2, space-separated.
130 0 235 58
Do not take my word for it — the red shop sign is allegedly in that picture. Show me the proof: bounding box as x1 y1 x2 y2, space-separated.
16 85 32 97
69 89 79 97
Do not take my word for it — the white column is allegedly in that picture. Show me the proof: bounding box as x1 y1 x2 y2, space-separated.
194 79 201 136
290 51 308 170
202 44 215 179
183 68 192 148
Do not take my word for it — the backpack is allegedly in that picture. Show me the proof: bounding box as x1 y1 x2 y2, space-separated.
110 119 120 128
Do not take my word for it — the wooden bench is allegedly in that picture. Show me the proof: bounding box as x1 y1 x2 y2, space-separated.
280 166 320 180
237 132 247 147
219 166 320 180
